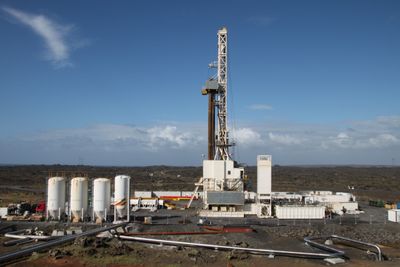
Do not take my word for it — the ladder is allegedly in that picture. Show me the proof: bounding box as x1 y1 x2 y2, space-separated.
186 177 204 209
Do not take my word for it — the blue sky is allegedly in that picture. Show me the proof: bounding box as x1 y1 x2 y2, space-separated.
1 0 400 166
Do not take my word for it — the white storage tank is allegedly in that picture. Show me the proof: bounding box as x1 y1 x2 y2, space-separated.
47 177 66 220
114 175 131 221
93 178 111 222
70 177 88 222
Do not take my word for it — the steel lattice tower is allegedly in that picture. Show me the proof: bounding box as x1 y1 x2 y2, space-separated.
215 27 231 160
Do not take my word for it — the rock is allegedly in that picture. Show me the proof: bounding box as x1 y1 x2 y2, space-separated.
228 250 249 260
74 237 91 247
235 241 249 248
217 240 230 246
108 240 131 255
85 248 97 256
187 248 201 257
49 249 63 259
30 252 40 260
93 238 108 248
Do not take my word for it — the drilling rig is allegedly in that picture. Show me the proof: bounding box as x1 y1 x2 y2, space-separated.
199 27 246 217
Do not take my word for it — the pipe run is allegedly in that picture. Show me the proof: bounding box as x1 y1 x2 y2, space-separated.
330 235 382 261
0 223 127 265
3 238 35 247
304 235 383 261
5 229 55 240
117 235 345 259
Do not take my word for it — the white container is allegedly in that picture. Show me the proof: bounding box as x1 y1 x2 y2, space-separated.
114 175 130 219
388 209 400 223
152 191 181 197
328 202 359 214
311 194 351 203
93 178 111 222
70 177 88 222
134 191 152 198
275 205 325 219
0 207 8 218
47 177 66 220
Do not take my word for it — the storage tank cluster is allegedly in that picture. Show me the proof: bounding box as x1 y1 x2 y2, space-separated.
46 175 130 223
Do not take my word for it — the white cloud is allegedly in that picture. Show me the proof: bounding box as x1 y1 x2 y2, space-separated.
24 124 204 152
268 132 303 145
322 131 399 150
232 128 262 146
148 125 198 149
248 104 273 110
325 132 353 148
376 116 400 128
367 133 399 148
2 115 400 165
3 6 83 67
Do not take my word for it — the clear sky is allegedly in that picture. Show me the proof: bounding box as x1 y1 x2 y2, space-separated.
1 0 399 166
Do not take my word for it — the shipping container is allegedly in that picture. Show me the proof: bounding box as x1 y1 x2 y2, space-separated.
275 205 325 219
134 191 152 198
388 209 400 223
327 202 358 214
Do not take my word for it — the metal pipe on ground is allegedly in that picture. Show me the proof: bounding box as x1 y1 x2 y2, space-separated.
4 228 62 241
0 225 17 234
304 236 346 256
117 235 345 259
124 231 222 236
3 238 33 247
330 235 382 261
5 231 55 240
123 226 254 236
0 223 127 265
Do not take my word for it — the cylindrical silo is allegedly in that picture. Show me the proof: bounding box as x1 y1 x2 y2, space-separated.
114 175 131 221
47 177 66 220
70 177 88 222
93 178 111 223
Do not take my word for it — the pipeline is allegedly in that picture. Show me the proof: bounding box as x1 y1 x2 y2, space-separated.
0 223 126 265
124 231 221 236
123 226 254 236
304 236 346 256
117 235 345 259
3 238 34 247
330 235 382 261
201 225 254 233
5 229 55 240
304 235 383 261
0 225 16 234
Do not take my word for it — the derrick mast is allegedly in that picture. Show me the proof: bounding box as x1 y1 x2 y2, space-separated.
202 26 232 160
215 27 230 160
